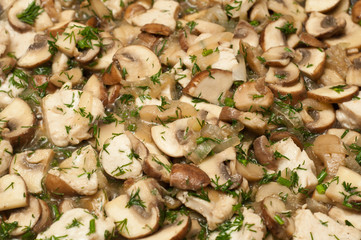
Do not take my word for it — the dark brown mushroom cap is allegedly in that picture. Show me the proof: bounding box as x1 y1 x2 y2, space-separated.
141 23 172 36
170 164 210 191
253 135 276 169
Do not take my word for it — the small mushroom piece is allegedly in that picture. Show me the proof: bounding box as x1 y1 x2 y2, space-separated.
234 81 274 112
327 128 361 146
239 112 268 134
346 58 361 86
32 199 52 233
170 163 210 191
319 68 345 86
83 74 107 104
305 0 341 13
260 18 288 51
88 0 112 19
137 214 190 240
300 98 336 133
105 179 163 239
305 12 346 39
140 23 172 36
183 69 233 104
267 0 307 23
261 197 295 239
95 115 124 151
7 0 33 32
240 43 267 76
294 48 326 80
143 154 172 183
268 78 306 104
0 56 16 77
269 131 303 150
250 0 269 22
299 32 328 49
352 0 361 24
17 34 52 67
76 42 100 63
100 132 145 180
235 161 265 181
0 139 12 177
112 45 161 82
234 20 259 47
307 84 358 103
0 98 35 146
265 63 300 86
255 182 292 202
0 174 28 211
177 188 238 230
198 147 242 189
10 149 53 194
49 67 83 87
6 196 41 236
313 134 346 176
262 46 295 67
54 22 85 57
45 145 99 196
253 135 276 169
36 208 115 240
326 166 361 207
151 118 189 158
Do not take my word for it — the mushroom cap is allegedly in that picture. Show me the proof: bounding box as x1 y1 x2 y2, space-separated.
305 0 341 13
234 20 259 48
7 0 33 32
305 12 346 39
143 154 171 183
265 63 300 86
0 139 13 177
0 174 28 211
260 18 287 51
262 46 294 67
170 163 210 191
307 84 358 103
113 45 161 82
294 48 326 80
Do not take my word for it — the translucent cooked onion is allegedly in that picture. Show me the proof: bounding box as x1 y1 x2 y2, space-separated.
213 136 240 153
325 45 352 79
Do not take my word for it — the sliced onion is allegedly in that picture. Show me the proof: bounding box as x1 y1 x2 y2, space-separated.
213 136 240 153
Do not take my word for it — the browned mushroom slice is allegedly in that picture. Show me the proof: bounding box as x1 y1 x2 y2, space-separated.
143 154 171 183
183 69 233 104
253 135 276 169
262 46 294 67
265 63 300 86
236 161 265 181
10 149 53 194
319 68 345 86
305 12 346 39
234 81 274 112
300 98 335 133
260 18 288 51
294 48 326 80
193 19 225 34
299 32 328 49
7 0 33 32
346 58 361 86
250 0 269 22
268 78 306 104
124 3 147 22
88 0 112 19
325 13 361 49
113 45 161 82
33 199 52 233
83 74 107 104
261 197 295 239
6 196 41 236
137 214 190 240
49 67 83 87
76 42 100 63
269 131 303 150
255 182 293 202
141 23 172 36
234 20 259 47
352 0 361 24
0 174 28 211
307 84 358 103
239 112 268 134
267 0 307 23
305 0 341 13
170 163 210 191
0 98 35 146
313 134 346 176
240 42 267 76
17 34 52 68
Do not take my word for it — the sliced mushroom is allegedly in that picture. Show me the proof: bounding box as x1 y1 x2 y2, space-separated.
112 45 161 82
88 0 112 20
239 111 268 134
352 0 361 24
313 134 346 176
327 128 361 146
261 197 295 239
183 69 233 104
299 32 328 49
105 178 163 239
170 163 210 191
0 56 16 77
319 68 345 86
83 74 107 104
36 208 115 239
346 58 361 86
0 139 12 177
137 214 190 240
300 98 336 133
326 166 361 208
76 41 100 63
240 42 267 76
268 78 306 104
233 81 274 112
144 154 171 183
45 145 99 196
140 23 172 36
0 98 35 146
6 196 41 236
54 22 85 57
100 132 145 180
253 135 276 169
305 12 346 39
267 0 307 23
260 18 288 51
250 0 269 22
294 48 326 80
305 0 341 13
7 0 33 32
262 46 295 67
265 63 300 86
95 116 124 151
10 149 53 193
198 147 242 189
0 174 28 211
32 199 52 233
255 182 292 202
49 67 83 87
307 84 358 103
235 161 265 182
234 20 259 48
269 131 303 150
177 188 238 230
